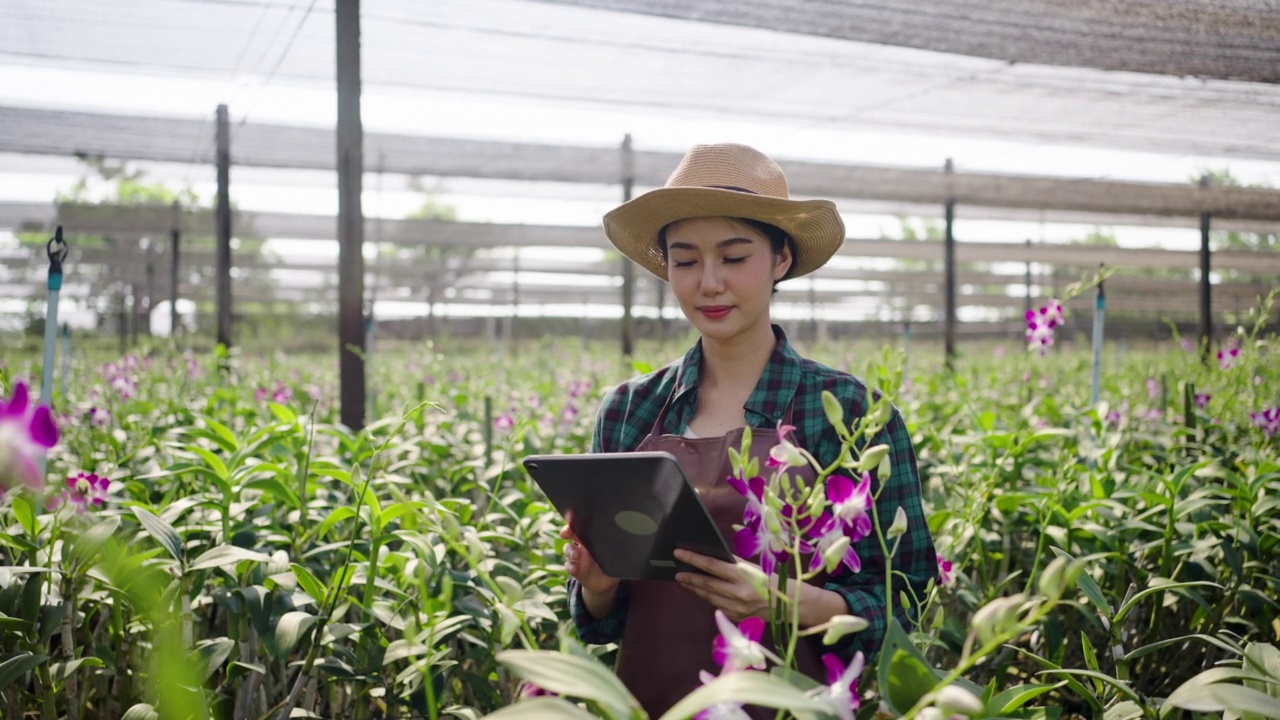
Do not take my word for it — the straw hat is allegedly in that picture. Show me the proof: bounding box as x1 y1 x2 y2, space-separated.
603 143 845 281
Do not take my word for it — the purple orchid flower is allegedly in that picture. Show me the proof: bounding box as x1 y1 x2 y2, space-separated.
733 506 791 577
1195 393 1211 409
1146 378 1159 400
726 475 766 529
711 610 768 673
1217 345 1240 371
807 512 862 575
0 382 59 493
494 414 515 433
937 556 955 587
812 651 865 720
1252 407 1280 437
826 473 873 543
48 471 110 514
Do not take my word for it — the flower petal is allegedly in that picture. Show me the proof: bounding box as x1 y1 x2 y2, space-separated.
28 406 59 448
821 653 844 685
734 527 762 559
738 616 765 644
827 475 853 504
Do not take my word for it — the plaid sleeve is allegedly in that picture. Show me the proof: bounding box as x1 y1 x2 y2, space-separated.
567 577 630 644
822 404 937 663
565 387 631 644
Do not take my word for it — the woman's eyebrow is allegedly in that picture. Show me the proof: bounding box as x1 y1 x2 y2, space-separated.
667 237 755 251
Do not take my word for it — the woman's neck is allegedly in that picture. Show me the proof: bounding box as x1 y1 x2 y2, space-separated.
699 320 776 391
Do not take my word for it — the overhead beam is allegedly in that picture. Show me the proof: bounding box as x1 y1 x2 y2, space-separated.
3 106 1280 223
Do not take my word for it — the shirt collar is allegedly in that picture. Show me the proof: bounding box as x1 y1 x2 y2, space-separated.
670 324 802 425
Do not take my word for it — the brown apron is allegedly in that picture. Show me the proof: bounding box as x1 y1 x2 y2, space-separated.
615 391 828 717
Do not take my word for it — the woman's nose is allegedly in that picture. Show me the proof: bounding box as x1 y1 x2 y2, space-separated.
698 263 724 294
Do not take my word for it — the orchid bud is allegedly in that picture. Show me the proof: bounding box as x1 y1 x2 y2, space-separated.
857 444 889 474
821 535 852 573
740 425 752 456
886 506 909 540
737 561 769 601
769 441 807 469
878 452 892 481
971 593 1027 645
821 391 845 431
1037 556 1070 602
821 614 869 645
935 685 984 715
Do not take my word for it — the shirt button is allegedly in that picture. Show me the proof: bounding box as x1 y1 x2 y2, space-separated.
772 410 782 419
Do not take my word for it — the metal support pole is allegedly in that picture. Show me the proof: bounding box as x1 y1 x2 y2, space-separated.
41 227 67 405
144 237 155 336
1091 266 1106 406
1198 175 1212 363
215 104 232 349
170 201 181 337
1024 238 1032 317
943 158 957 367
336 0 366 431
620 133 635 358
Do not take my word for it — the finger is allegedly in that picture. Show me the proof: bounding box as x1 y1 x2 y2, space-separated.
675 549 739 580
559 525 578 541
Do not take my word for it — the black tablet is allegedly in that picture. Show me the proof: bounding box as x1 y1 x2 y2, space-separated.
522 451 734 581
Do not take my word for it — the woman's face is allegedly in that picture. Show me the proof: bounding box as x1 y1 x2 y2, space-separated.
664 217 792 344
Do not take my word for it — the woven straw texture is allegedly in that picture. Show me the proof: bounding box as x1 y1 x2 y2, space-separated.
604 144 845 281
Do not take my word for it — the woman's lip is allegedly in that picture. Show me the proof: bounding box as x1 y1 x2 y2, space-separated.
698 306 732 318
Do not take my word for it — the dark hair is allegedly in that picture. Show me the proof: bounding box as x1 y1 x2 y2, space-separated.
657 217 797 293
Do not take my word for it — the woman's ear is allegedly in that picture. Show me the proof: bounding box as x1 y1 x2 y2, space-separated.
773 243 794 281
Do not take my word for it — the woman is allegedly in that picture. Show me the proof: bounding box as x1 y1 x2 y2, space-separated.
561 143 936 715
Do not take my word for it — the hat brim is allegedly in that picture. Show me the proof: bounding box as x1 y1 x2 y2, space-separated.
603 187 845 281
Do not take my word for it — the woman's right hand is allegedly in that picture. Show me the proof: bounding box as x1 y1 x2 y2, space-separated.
559 516 620 597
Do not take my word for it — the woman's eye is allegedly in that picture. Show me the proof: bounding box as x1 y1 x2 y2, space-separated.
723 256 747 264
672 260 696 268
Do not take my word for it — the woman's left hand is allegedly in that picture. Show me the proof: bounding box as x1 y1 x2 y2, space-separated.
673 549 769 622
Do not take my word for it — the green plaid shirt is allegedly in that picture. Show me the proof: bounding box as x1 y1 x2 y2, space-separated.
568 325 937 663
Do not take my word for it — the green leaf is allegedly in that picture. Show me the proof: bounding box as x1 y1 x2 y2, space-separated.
1161 668 1280 718
131 506 184 563
191 446 229 481
315 506 357 540
658 669 833 720
274 611 319 657
988 683 1064 713
242 477 301 510
629 359 655 375
0 652 48 692
1037 669 1141 703
1050 547 1110 619
199 416 240 452
481 697 599 719
1243 642 1280 700
268 402 297 424
497 650 640 720
189 637 236 681
886 648 936 713
290 563 327 603
1167 684 1280 716
1112 580 1222 626
11 495 36 537
187 545 273 572
1104 701 1145 720
71 516 121 565
1080 632 1102 694
1123 633 1242 663
121 703 160 720
51 656 105 683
